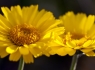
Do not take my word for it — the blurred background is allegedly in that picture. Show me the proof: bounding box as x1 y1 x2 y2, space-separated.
0 0 95 70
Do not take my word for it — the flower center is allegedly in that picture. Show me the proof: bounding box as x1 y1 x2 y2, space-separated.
63 32 87 46
9 24 40 46
71 33 84 39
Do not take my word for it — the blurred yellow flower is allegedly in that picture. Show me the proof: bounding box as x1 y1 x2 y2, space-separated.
50 12 95 56
0 5 61 63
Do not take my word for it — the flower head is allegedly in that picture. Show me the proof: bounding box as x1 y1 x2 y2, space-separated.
0 5 61 63
50 12 95 56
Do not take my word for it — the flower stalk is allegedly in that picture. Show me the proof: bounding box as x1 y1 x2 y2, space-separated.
70 54 78 70
18 57 24 70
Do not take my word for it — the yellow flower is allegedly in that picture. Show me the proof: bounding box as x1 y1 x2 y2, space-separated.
0 5 61 63
50 11 95 56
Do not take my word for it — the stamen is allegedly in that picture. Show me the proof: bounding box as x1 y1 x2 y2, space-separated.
9 24 40 46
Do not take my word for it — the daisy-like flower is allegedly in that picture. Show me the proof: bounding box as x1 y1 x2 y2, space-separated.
50 12 95 56
0 5 62 63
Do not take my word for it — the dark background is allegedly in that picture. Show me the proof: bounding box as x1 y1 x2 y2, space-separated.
0 0 95 70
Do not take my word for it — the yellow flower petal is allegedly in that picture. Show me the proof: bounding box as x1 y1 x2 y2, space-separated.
29 47 42 58
81 48 93 53
83 40 93 48
23 53 34 63
41 48 50 57
6 45 17 54
10 7 23 25
32 9 46 25
49 46 62 55
43 20 61 32
1 7 10 19
66 41 76 48
0 15 11 28
60 12 75 32
85 51 95 56
0 49 9 58
28 5 38 24
19 47 29 55
36 12 54 28
84 15 94 33
14 5 22 17
9 50 21 61
22 6 29 22
88 24 95 38
56 47 67 56
67 48 76 56
78 14 87 33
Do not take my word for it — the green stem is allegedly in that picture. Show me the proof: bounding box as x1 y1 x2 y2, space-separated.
70 54 78 70
18 57 24 70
